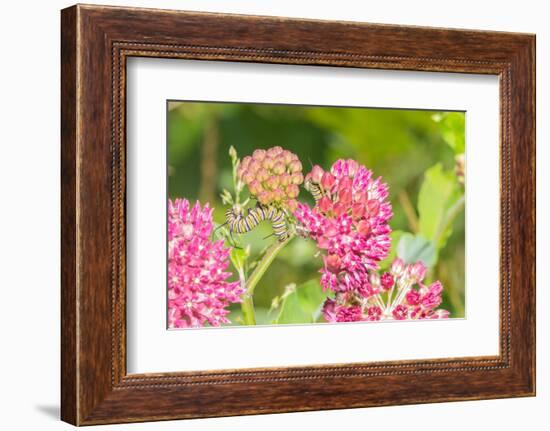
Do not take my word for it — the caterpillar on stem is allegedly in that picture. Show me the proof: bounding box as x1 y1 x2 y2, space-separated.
225 203 290 242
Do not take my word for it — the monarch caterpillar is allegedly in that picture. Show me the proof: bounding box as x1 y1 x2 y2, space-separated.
304 178 323 203
225 204 290 242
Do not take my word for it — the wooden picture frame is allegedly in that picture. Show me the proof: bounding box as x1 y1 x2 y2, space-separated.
61 4 535 425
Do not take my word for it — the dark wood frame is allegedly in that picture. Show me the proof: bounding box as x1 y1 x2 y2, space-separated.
61 4 536 426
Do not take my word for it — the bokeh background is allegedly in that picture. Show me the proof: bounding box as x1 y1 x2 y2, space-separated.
168 101 465 324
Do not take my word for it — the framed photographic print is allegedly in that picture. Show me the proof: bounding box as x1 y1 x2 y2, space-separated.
61 4 535 425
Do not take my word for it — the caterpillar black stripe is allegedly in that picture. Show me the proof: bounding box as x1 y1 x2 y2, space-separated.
304 178 323 203
225 204 290 241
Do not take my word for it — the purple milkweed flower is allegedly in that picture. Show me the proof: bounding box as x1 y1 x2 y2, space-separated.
295 159 392 294
297 159 449 324
322 298 363 323
380 272 394 291
168 199 244 328
321 258 450 323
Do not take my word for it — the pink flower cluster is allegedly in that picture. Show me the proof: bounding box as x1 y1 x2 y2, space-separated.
295 159 392 293
322 258 450 322
296 159 449 323
168 198 245 328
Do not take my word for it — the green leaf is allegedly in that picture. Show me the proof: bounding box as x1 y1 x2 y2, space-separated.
250 307 272 325
396 233 437 267
212 223 229 243
417 163 461 249
274 279 327 324
227 306 272 326
219 188 234 205
229 246 249 272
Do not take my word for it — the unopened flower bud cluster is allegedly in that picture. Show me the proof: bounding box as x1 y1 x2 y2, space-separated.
237 146 304 211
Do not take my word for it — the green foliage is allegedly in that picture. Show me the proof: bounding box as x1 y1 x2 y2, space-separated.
432 112 465 154
272 279 327 324
230 246 249 274
277 238 320 267
418 163 462 249
396 233 437 267
306 107 455 192
167 109 203 163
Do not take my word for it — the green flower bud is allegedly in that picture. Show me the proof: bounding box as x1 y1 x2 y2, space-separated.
229 146 238 160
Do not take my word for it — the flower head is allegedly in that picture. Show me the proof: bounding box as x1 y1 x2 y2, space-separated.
168 199 244 328
380 272 394 291
321 258 450 323
322 298 363 323
237 146 303 211
296 159 392 294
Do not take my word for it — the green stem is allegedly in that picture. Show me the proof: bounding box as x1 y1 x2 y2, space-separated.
239 234 295 325
241 293 256 325
397 190 419 233
385 285 395 310
236 267 255 325
246 234 295 295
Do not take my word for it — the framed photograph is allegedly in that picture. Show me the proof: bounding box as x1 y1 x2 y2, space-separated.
61 4 535 425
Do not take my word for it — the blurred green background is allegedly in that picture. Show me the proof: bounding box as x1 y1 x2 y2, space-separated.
168 101 465 324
